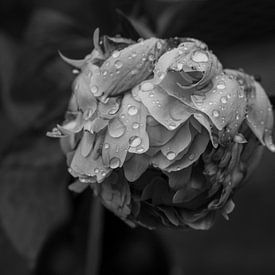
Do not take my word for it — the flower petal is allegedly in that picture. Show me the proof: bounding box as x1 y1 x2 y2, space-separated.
166 128 209 172
147 123 176 146
160 121 192 159
102 93 149 168
191 73 247 133
70 140 110 183
246 81 275 151
137 81 192 130
123 154 149 182
89 38 167 98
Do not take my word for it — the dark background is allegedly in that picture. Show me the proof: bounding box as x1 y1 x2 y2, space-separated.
0 0 275 275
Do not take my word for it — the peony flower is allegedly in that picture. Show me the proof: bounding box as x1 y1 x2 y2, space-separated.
48 30 274 229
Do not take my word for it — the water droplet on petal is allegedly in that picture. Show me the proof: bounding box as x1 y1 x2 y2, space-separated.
188 154 195 160
166 151 176 160
101 171 106 177
104 143 110 149
217 83 226 90
127 105 138 116
227 93 232 99
220 96 228 104
192 51 209 62
157 41 162 50
238 87 245 98
137 147 145 153
90 85 98 95
168 122 177 130
177 63 183 70
72 69 80 74
94 168 99 174
110 157 120 169
212 109 220 118
148 54 154 61
108 118 126 138
112 50 120 58
149 92 155 98
132 122 140 129
114 60 123 69
129 136 142 147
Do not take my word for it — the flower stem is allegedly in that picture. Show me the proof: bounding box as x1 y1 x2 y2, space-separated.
85 196 104 275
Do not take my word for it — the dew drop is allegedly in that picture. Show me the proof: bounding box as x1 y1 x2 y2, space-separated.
114 60 123 69
148 54 155 61
212 109 220 118
132 122 140 129
108 107 118 115
108 118 126 138
112 50 120 58
177 63 183 70
166 151 176 160
72 69 80 74
168 122 177 130
227 93 232 99
79 178 90 183
94 168 99 174
188 153 195 160
157 41 162 50
220 96 228 104
238 87 245 98
110 157 120 169
103 143 110 149
149 92 155 98
217 83 226 90
129 136 142 147
101 171 106 177
128 105 138 116
158 72 165 80
137 147 145 153
192 51 209 62
90 85 98 95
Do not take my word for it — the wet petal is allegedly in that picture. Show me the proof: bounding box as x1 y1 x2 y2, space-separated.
166 166 192 190
123 154 149 182
161 122 192 159
153 43 222 102
193 113 218 147
73 66 99 111
102 93 149 168
191 73 247 133
137 81 192 130
147 123 176 146
70 140 110 183
80 131 95 157
97 97 121 119
167 128 209 172
89 38 167 98
59 51 85 68
246 81 275 151
57 113 84 135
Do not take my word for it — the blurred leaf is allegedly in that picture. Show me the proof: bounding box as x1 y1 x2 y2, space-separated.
0 135 71 265
116 9 155 39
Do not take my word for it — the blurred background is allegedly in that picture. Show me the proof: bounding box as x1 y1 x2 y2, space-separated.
0 0 275 274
